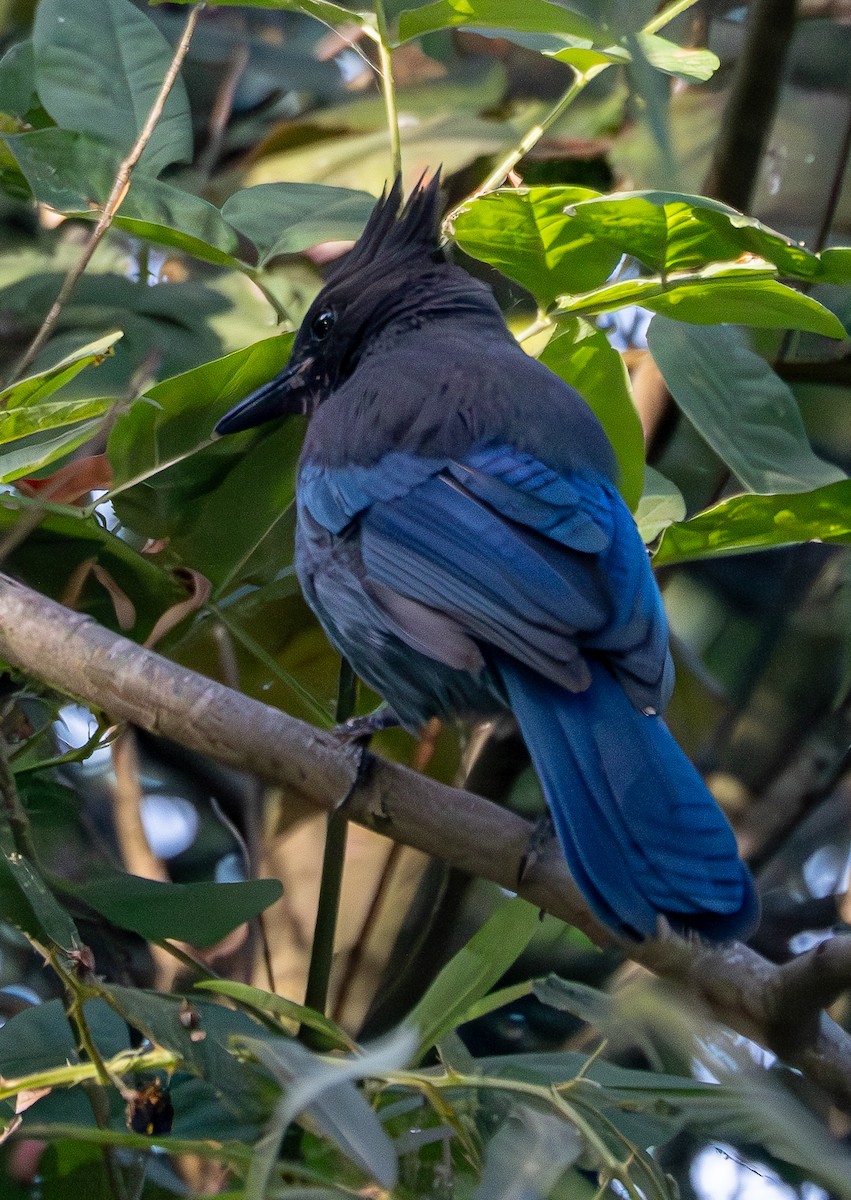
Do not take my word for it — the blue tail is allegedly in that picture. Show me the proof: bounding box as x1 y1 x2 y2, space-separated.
494 655 758 941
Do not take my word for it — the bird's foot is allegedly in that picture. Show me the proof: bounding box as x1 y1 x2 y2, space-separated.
518 812 557 884
333 704 401 746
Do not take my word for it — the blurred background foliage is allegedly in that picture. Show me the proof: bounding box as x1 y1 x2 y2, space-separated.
0 0 849 1197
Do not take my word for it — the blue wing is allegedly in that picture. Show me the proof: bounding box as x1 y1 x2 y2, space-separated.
299 442 757 939
341 444 674 711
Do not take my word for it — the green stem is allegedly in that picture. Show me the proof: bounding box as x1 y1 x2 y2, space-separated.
369 4 402 180
516 313 554 344
642 0 702 37
51 951 130 1200
0 491 90 520
0 731 37 860
302 659 357 1036
473 69 599 197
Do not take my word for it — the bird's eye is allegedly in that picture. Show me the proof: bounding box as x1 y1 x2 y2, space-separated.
311 309 336 341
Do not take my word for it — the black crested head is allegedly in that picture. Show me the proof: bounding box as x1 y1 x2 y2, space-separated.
215 170 501 437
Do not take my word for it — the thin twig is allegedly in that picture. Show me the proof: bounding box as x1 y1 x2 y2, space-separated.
9 3 206 383
472 73 591 198
197 41 250 179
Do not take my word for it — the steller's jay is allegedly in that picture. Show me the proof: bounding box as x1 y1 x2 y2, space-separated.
216 176 758 941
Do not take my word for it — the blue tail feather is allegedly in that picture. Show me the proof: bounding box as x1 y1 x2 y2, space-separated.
494 654 759 940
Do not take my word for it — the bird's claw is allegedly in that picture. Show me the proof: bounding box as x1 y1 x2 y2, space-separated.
333 705 401 746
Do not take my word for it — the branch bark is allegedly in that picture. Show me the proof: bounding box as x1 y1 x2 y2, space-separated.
2 573 851 1109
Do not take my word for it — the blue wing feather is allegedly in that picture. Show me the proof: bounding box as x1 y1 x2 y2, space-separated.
297 440 757 940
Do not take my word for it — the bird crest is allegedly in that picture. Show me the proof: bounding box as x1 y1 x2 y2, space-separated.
326 171 445 290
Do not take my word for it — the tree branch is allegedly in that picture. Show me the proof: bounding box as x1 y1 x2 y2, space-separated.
2 574 851 1108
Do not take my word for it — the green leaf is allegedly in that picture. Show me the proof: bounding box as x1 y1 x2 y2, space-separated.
451 187 620 304
539 317 644 509
240 1029 413 1197
0 332 121 410
0 332 120 447
407 895 540 1062
3 129 244 268
108 335 292 492
0 398 111 446
222 183 375 267
241 113 523 194
184 417 302 592
194 979 356 1052
475 1104 582 1200
653 480 851 566
819 246 851 285
647 318 845 493
0 417 106 483
396 0 607 46
566 191 821 278
0 841 81 950
557 270 847 337
635 466 685 542
64 873 283 948
0 507 185 639
452 189 827 311
636 32 719 82
0 40 41 122
108 336 294 569
32 0 191 176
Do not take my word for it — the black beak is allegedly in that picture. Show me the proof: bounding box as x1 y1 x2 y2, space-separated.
214 356 316 436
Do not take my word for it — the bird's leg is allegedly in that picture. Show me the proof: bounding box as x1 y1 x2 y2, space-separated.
333 703 401 745
518 811 558 883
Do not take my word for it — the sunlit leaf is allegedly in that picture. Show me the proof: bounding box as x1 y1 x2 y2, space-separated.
557 270 846 337
396 0 605 44
539 317 644 509
567 190 821 278
0 332 121 410
635 466 686 542
653 480 851 565
0 417 106 483
451 187 621 303
636 32 719 82
33 0 192 176
647 318 845 493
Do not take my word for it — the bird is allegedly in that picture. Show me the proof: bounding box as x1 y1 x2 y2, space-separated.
215 175 758 942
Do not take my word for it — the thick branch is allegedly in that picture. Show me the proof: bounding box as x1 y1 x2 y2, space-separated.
1 574 851 1108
